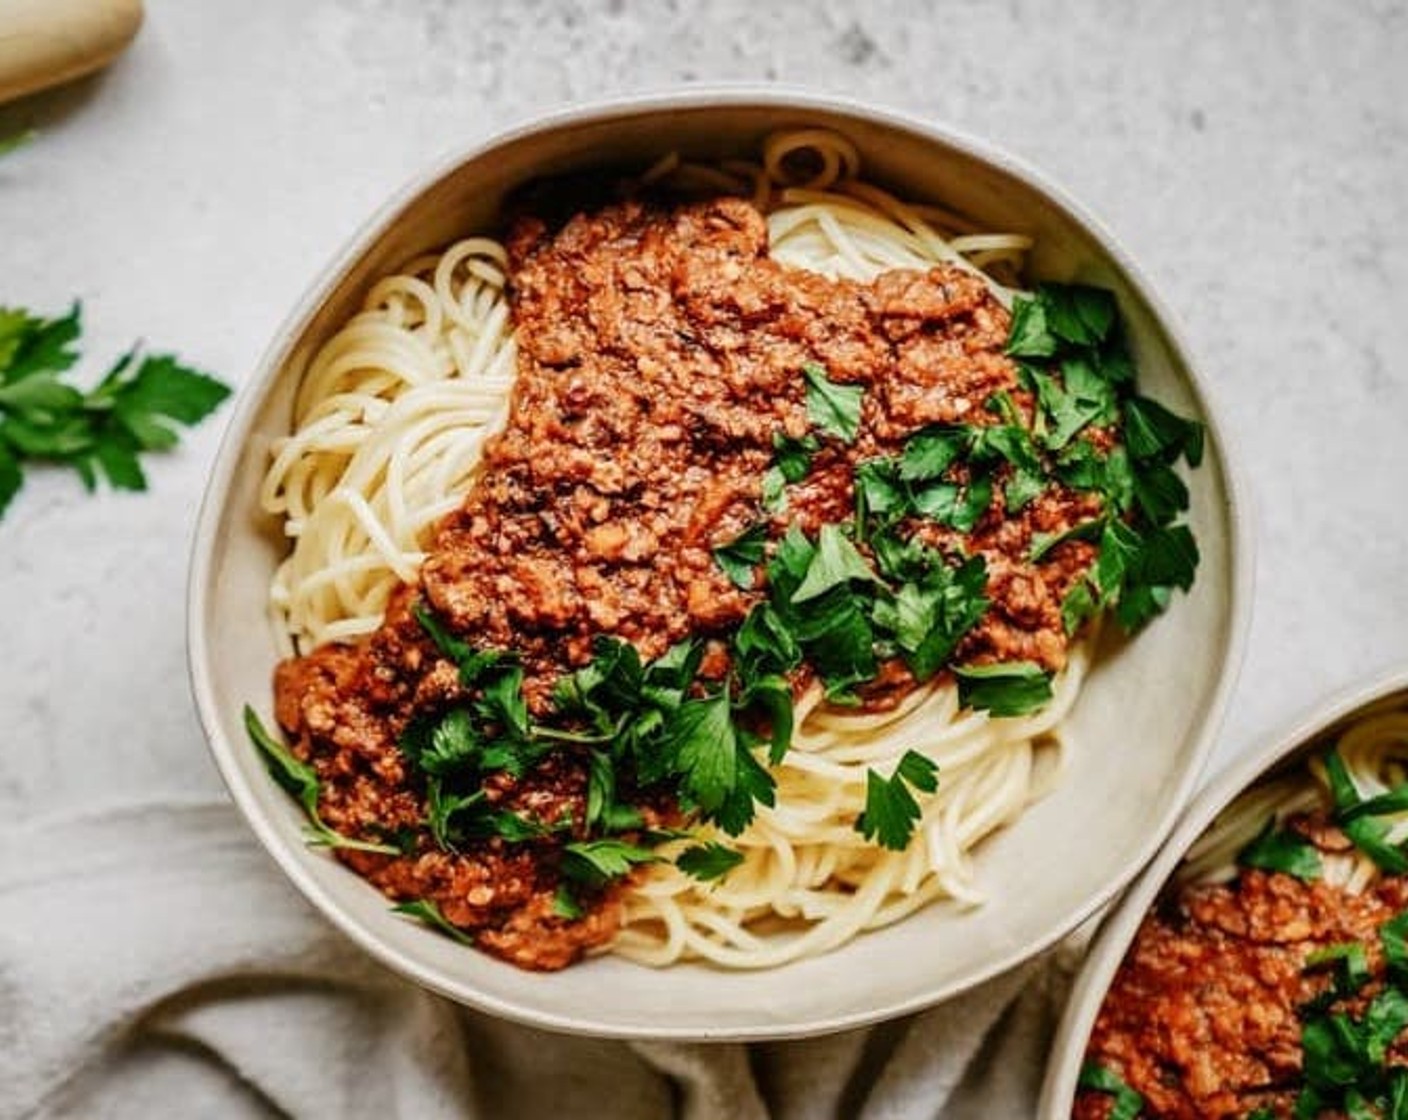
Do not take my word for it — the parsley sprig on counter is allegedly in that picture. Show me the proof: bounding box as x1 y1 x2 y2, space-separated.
0 304 230 518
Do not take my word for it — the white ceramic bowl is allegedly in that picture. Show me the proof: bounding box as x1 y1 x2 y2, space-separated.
187 89 1251 1041
1038 668 1408 1116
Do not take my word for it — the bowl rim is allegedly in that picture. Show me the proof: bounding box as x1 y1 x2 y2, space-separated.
1037 665 1408 1116
186 85 1256 1041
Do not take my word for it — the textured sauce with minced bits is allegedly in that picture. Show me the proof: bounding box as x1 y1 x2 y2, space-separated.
1076 816 1408 1119
273 197 1099 969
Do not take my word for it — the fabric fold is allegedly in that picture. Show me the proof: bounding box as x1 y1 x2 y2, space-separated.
1 800 1072 1119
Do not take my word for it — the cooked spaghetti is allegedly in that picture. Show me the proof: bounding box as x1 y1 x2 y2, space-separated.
1076 698 1408 1120
255 129 1200 971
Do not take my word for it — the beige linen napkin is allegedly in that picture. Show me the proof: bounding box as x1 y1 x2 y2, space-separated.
1 801 1078 1119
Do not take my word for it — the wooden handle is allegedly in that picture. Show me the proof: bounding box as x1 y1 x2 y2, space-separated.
0 0 144 106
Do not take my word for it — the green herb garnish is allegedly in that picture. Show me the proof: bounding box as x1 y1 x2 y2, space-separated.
854 750 940 851
1297 988 1408 1116
676 841 745 882
773 430 820 482
1382 908 1408 984
1237 815 1324 881
552 883 584 920
1007 283 1202 634
761 465 787 511
561 839 661 887
424 779 485 850
792 522 877 601
713 522 769 589
1077 1060 1144 1120
665 692 742 814
953 662 1054 718
1305 941 1372 998
392 899 476 946
802 361 864 442
243 706 400 855
1325 749 1408 873
586 749 644 833
0 304 230 519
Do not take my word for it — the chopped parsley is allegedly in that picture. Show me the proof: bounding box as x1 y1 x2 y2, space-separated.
899 427 965 480
1237 816 1324 882
561 839 661 887
0 303 230 519
773 430 819 482
713 521 770 589
1382 908 1408 984
761 465 788 512
1005 295 1058 359
1297 987 1408 1116
552 883 584 920
586 749 644 833
802 361 864 442
243 706 400 855
424 780 484 849
792 522 877 601
1006 284 1202 634
1077 1060 1143 1120
666 692 743 814
676 841 745 882
1324 749 1408 873
392 899 476 946
855 750 940 851
954 662 1054 718
1280 902 1408 1116
1305 941 1371 1000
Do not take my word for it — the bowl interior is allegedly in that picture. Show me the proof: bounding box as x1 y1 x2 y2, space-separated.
190 93 1245 1040
1037 672 1408 1116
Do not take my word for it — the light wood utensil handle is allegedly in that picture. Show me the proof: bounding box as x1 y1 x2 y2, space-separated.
0 0 144 106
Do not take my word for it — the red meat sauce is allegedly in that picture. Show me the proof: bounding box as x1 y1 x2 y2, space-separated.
1075 816 1408 1120
273 195 1101 970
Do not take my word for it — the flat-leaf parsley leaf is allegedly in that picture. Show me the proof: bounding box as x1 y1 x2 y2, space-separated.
855 749 939 851
676 841 745 882
802 362 864 443
954 662 1054 717
712 522 769 589
1237 816 1323 882
0 303 229 518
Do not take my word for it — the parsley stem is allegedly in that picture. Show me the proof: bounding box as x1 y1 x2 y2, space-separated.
304 824 401 856
528 718 627 745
